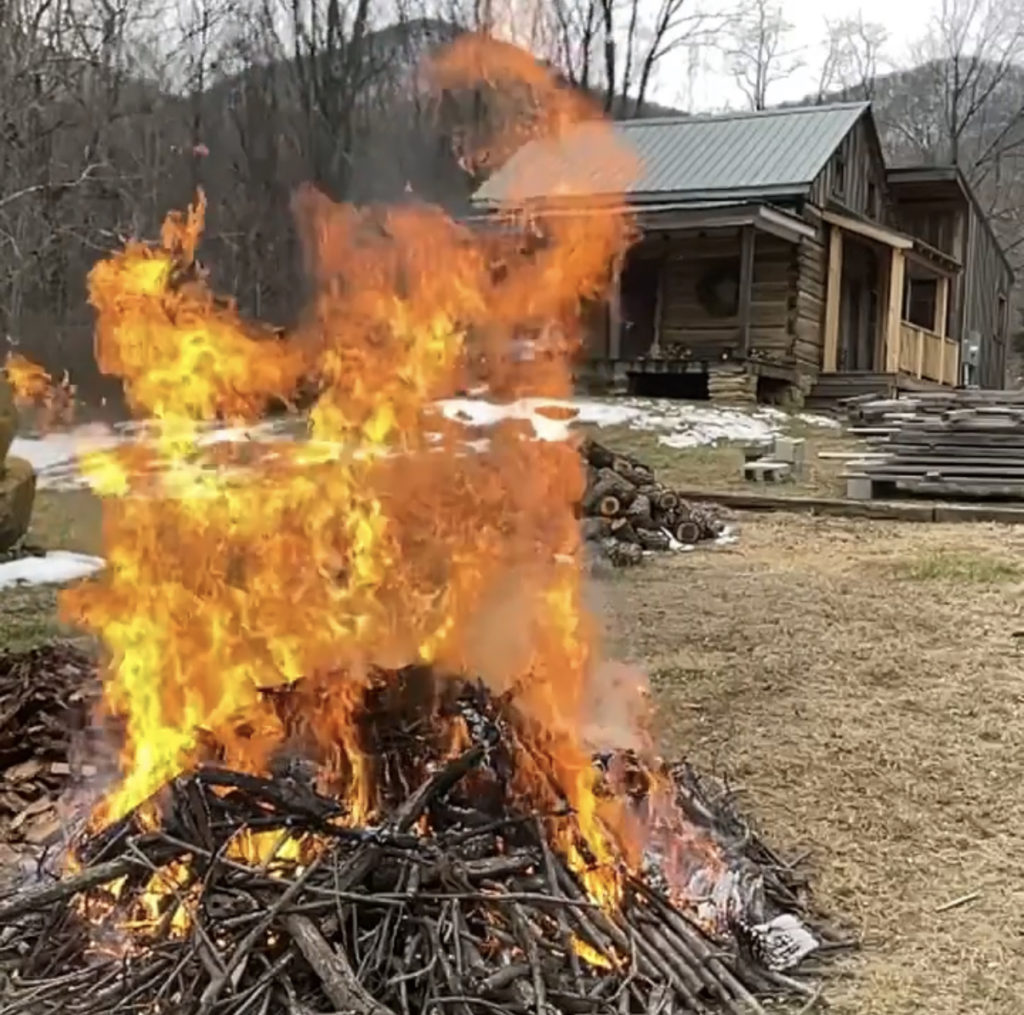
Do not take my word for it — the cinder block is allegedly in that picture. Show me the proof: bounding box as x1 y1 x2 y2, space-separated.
773 436 806 466
845 475 874 500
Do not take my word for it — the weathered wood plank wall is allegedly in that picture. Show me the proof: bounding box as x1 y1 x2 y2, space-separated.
657 230 796 367
808 118 889 220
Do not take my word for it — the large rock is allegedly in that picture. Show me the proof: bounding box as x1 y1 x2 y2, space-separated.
0 456 36 552
0 375 15 462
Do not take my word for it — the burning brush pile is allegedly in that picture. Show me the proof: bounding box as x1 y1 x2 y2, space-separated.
0 669 833 1015
580 440 725 567
0 34 840 1015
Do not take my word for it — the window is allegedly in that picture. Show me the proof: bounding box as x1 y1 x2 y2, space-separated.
833 148 847 197
905 277 938 330
867 182 878 218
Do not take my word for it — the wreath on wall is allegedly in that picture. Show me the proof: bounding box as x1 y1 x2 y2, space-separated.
696 260 741 318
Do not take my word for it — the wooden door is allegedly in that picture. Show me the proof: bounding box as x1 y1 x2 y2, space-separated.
619 255 661 359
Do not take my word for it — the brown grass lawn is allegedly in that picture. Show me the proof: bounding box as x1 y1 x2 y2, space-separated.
5 477 1024 1012
599 514 1024 1015
584 418 856 498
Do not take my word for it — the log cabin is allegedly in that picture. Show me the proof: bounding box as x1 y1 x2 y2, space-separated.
470 102 1013 406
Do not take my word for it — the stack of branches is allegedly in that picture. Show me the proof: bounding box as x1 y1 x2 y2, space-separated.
580 439 725 567
0 670 837 1015
0 645 98 849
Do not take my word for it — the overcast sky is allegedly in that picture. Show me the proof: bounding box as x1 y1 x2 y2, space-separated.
652 0 939 111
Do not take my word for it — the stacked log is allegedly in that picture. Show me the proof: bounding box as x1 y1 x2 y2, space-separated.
580 438 725 565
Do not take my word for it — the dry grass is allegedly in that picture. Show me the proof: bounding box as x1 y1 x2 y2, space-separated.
0 489 101 651
7 478 1024 1012
584 420 855 498
597 513 1024 1015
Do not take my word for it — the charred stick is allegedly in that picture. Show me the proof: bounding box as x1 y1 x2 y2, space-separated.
285 913 397 1015
391 745 485 832
0 856 148 923
535 818 583 991
197 853 325 1014
420 851 536 884
509 902 546 1015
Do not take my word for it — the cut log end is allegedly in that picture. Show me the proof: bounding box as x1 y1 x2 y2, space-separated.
675 521 701 545
598 495 621 518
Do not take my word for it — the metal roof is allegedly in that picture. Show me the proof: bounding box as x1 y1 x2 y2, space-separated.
473 102 870 206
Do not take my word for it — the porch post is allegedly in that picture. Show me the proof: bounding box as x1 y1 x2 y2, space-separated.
934 275 949 338
738 225 756 355
884 249 906 373
607 254 623 359
822 225 843 372
936 275 951 384
650 257 665 357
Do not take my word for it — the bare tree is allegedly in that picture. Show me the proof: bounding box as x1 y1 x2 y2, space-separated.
816 13 887 102
903 0 1024 169
724 0 802 111
549 0 729 117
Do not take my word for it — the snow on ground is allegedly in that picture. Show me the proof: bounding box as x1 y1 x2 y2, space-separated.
0 551 105 590
12 398 841 491
439 396 840 448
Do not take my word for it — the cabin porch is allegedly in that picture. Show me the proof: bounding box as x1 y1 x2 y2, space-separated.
809 209 961 405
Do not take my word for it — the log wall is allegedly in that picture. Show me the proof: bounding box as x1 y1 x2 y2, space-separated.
657 230 798 367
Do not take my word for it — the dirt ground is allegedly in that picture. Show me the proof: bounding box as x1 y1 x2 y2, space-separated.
597 513 1024 1015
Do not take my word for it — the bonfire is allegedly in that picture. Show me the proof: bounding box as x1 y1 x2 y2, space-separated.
0 35 840 1015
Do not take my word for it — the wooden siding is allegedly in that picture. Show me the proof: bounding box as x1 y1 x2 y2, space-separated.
888 176 1012 388
889 197 966 339
657 230 797 366
808 116 889 221
964 209 1012 387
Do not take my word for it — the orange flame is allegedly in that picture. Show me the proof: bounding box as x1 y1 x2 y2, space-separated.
62 34 641 903
3 352 75 427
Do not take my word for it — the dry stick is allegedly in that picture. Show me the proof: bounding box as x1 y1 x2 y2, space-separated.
0 857 143 922
553 865 670 1012
535 817 584 992
510 902 547 1015
633 882 767 1013
284 912 397 1015
934 891 981 913
196 853 326 1015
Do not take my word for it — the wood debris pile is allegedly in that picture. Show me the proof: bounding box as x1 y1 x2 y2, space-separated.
0 645 98 849
844 390 1024 499
580 439 725 567
0 666 841 1015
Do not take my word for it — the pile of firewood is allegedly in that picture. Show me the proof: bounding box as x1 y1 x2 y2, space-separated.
580 439 725 566
0 667 842 1015
0 644 98 849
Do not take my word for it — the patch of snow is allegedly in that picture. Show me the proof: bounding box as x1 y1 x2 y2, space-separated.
11 397 841 490
0 551 105 589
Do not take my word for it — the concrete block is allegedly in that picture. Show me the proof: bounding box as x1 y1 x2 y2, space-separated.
773 436 806 466
845 475 874 501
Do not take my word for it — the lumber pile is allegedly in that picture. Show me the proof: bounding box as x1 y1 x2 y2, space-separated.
843 390 1024 499
0 667 839 1014
580 439 725 565
0 644 98 848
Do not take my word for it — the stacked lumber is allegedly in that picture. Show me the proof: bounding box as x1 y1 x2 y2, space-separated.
844 390 1024 498
0 644 98 848
580 438 725 565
